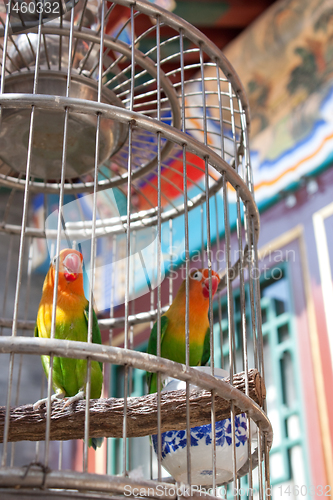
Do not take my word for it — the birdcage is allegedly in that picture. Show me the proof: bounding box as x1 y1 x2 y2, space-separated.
0 0 272 499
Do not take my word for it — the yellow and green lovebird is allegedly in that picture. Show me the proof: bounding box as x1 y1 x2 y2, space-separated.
33 248 103 449
146 268 221 393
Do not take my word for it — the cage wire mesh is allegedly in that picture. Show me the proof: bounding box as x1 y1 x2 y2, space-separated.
0 0 272 498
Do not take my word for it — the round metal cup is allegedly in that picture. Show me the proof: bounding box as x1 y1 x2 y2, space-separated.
0 71 128 180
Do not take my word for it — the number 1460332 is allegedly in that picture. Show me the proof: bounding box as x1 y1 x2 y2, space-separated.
7 2 60 15
278 485 331 497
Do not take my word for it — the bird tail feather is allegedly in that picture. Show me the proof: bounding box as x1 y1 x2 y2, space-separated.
89 437 104 450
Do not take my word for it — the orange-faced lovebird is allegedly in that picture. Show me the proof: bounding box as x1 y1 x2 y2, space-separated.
33 248 103 449
146 268 220 393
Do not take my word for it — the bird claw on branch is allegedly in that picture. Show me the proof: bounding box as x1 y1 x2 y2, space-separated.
33 390 66 411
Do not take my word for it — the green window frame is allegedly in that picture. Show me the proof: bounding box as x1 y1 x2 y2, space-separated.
215 264 310 497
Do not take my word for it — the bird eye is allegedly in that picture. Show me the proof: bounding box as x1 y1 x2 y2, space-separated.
192 270 202 281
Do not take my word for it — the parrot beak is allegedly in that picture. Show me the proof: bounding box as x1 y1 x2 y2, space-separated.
63 253 81 282
202 275 219 299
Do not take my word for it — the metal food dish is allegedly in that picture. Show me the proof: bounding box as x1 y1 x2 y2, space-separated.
0 71 128 180
7 23 99 75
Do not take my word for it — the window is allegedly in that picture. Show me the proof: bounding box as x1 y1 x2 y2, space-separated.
261 269 309 497
215 266 309 498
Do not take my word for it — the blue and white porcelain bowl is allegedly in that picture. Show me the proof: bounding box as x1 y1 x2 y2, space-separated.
152 367 253 486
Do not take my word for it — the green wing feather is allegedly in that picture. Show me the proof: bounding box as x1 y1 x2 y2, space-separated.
84 304 103 371
201 327 210 366
146 315 169 392
147 315 169 357
34 302 103 451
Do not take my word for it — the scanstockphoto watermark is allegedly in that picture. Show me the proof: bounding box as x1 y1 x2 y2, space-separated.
172 264 288 282
168 246 296 267
168 245 295 282
123 484 273 498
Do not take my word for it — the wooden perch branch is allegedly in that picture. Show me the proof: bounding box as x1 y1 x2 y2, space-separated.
0 369 265 443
